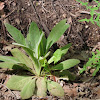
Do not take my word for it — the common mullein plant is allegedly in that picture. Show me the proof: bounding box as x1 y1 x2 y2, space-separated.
80 49 100 76
76 0 100 27
0 20 80 99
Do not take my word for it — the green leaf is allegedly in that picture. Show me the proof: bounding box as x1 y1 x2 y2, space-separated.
0 61 32 71
5 23 25 45
14 44 41 76
13 45 41 76
46 20 70 52
60 43 71 54
47 80 64 97
80 49 100 76
40 32 47 56
21 78 36 99
12 43 35 53
6 75 33 90
35 32 44 58
22 47 41 75
51 59 80 70
32 58 41 76
79 18 90 22
12 43 41 75
48 50 61 64
92 66 100 76
26 22 41 50
80 66 86 74
36 77 47 97
0 62 15 69
11 47 41 76
48 43 71 64
11 48 34 70
0 56 19 63
12 43 35 60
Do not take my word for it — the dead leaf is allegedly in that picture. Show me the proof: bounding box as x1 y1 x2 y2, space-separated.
3 44 14 51
0 2 4 10
67 17 72 24
63 86 77 97
92 42 100 52
96 87 100 98
12 91 21 99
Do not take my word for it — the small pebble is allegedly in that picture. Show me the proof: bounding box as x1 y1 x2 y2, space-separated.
85 25 89 29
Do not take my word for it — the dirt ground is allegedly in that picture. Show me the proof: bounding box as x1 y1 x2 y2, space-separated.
0 0 100 100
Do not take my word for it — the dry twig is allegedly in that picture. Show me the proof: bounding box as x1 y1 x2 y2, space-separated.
0 9 16 21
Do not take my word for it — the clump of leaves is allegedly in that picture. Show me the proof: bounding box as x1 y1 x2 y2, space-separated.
80 49 100 76
76 0 100 27
0 20 80 99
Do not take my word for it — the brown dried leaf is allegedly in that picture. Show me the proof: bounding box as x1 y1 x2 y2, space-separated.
63 86 77 97
0 2 4 10
96 87 100 98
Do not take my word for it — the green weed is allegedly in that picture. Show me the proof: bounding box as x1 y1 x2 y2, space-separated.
76 0 100 27
80 49 100 76
0 20 80 99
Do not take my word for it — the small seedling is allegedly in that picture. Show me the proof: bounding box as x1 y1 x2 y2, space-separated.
76 0 100 27
80 49 100 76
76 0 100 76
0 20 80 99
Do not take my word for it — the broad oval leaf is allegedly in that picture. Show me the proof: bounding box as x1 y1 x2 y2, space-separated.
46 19 70 52
36 77 47 97
48 49 61 64
47 80 64 97
0 56 19 63
51 59 80 70
0 62 16 69
0 62 33 71
21 78 36 99
12 43 35 60
12 43 35 53
5 23 25 45
6 75 33 90
12 43 41 75
26 22 41 50
48 43 71 64
11 48 34 70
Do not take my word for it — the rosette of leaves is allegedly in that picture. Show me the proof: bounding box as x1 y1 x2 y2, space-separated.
76 0 100 27
0 20 80 99
80 49 100 76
